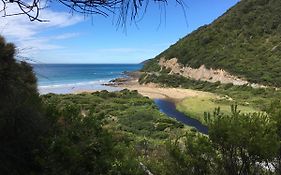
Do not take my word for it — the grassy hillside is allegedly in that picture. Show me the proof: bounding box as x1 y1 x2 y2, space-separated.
144 0 281 86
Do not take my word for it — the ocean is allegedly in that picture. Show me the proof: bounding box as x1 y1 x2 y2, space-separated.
32 64 142 94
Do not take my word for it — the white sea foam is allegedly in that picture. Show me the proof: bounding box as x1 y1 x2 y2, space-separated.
39 79 110 89
38 79 121 94
33 64 141 95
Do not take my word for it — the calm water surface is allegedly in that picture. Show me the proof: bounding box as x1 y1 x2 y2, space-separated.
154 99 208 134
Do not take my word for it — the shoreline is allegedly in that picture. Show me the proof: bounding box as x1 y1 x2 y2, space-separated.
39 70 214 104
104 72 214 102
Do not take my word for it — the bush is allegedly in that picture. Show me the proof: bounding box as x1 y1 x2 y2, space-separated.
0 36 46 174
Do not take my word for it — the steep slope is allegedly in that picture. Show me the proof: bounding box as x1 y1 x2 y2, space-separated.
143 0 281 86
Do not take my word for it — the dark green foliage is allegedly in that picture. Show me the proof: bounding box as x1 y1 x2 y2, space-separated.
167 131 217 175
109 144 144 175
266 101 281 174
0 36 46 174
144 0 281 86
141 58 161 72
41 92 140 174
42 91 281 175
41 90 184 174
42 89 183 140
205 106 279 174
168 106 280 175
42 105 115 174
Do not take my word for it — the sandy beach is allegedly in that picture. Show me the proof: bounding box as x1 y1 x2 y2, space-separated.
115 79 212 102
71 77 212 102
68 71 213 102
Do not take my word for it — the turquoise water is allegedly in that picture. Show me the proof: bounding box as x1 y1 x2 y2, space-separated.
32 64 142 94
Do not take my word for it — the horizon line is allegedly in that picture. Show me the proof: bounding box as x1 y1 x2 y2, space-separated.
30 62 144 65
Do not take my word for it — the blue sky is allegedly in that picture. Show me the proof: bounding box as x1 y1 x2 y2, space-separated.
0 0 239 63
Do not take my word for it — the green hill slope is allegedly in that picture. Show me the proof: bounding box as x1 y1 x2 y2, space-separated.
144 0 281 86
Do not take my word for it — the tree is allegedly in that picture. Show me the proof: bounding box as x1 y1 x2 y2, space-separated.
266 100 281 174
41 103 115 174
205 106 279 174
167 131 217 175
0 36 46 174
0 0 186 24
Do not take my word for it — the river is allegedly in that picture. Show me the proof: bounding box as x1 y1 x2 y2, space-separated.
154 99 208 134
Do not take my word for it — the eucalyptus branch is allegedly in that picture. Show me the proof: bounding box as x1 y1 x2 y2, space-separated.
1 0 185 24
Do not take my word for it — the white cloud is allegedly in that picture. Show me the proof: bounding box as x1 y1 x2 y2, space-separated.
0 2 84 58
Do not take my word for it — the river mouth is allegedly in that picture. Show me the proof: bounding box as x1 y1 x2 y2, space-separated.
154 99 208 134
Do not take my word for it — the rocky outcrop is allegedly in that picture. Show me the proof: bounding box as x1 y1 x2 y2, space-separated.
159 58 265 88
104 71 143 87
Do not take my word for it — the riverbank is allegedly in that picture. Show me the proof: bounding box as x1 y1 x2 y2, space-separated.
154 99 208 134
107 73 260 124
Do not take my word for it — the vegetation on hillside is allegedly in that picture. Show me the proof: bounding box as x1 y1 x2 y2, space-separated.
138 3 281 171
143 0 281 86
39 92 281 175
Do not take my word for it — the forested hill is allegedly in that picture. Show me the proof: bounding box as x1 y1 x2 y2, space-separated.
143 0 281 86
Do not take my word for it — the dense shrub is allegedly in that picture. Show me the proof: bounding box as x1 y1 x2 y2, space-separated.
0 36 46 174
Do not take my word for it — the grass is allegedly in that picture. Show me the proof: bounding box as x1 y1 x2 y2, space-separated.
176 94 260 125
